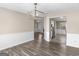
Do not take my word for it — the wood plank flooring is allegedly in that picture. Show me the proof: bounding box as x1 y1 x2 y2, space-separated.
0 38 79 56
66 46 79 56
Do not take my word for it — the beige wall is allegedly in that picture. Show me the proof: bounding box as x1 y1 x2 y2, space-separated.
48 12 79 34
0 7 34 34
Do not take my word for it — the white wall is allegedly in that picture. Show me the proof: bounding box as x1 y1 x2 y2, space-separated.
0 32 34 50
44 17 50 41
67 33 79 48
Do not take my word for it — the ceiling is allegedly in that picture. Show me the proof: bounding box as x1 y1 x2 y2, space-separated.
0 3 79 15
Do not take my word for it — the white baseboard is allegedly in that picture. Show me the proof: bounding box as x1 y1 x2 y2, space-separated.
0 32 34 50
67 33 79 48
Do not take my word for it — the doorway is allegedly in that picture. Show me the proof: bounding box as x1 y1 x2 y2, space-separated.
49 17 66 44
34 17 44 40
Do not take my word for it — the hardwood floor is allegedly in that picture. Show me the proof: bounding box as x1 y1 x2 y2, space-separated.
66 46 79 56
0 38 79 56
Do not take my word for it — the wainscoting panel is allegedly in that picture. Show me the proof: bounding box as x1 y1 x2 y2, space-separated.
44 32 49 41
0 32 34 50
67 33 79 48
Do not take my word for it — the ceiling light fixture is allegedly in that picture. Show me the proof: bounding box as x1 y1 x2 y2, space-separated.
34 3 48 18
